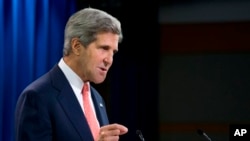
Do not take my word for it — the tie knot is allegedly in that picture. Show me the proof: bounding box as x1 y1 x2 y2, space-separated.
82 83 89 95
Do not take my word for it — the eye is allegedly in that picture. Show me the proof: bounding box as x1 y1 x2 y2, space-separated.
102 46 109 50
99 46 109 51
99 46 118 55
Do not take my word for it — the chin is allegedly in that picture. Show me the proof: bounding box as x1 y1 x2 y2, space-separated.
92 79 105 84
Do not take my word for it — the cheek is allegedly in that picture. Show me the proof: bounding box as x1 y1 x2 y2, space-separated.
87 49 104 66
92 51 104 61
87 55 99 68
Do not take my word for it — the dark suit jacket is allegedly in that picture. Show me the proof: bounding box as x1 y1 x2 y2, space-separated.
15 65 109 141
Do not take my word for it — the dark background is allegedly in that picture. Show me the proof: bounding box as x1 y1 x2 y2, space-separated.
75 1 160 141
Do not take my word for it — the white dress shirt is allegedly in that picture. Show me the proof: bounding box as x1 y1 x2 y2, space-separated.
58 58 98 119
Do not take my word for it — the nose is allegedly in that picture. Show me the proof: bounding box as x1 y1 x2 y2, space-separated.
104 54 113 66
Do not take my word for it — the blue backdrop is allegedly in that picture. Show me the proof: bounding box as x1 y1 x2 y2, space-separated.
0 0 76 140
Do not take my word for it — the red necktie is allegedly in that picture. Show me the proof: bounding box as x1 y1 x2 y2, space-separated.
82 83 100 140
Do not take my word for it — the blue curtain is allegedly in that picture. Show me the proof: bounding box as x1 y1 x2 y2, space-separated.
0 0 77 140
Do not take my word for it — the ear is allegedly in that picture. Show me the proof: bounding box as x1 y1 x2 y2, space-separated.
71 38 82 56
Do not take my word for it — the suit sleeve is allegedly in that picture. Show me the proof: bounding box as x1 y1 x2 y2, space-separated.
15 90 52 141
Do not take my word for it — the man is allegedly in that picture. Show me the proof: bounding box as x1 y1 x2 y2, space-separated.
15 7 128 141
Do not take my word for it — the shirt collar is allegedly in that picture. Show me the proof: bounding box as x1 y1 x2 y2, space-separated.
58 58 84 91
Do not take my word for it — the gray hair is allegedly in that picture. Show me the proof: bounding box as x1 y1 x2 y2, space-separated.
63 7 123 56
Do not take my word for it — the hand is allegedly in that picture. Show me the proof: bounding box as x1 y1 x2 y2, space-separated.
97 123 128 141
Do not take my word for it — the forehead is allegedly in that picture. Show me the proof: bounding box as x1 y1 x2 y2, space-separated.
95 32 119 46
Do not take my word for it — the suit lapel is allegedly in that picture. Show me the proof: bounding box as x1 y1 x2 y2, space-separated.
50 65 94 141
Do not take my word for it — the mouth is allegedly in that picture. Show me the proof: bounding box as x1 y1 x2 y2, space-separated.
98 67 108 72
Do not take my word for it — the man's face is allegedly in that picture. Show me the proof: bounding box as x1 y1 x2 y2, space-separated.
78 32 119 84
